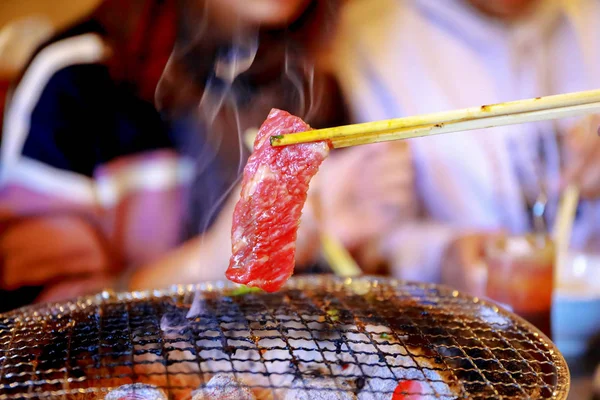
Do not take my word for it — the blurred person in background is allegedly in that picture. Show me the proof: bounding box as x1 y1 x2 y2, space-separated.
0 0 180 311
0 15 54 136
332 0 600 293
0 0 413 310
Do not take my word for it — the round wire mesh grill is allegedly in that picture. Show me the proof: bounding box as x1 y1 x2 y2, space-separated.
0 275 569 399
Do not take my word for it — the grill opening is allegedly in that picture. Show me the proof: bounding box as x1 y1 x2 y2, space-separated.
0 276 570 399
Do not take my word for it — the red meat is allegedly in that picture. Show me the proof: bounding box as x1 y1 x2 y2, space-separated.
226 109 330 292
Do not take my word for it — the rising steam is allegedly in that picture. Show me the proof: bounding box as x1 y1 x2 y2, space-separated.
156 1 326 238
153 1 333 322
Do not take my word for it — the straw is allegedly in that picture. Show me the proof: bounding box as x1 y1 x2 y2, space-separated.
552 185 579 273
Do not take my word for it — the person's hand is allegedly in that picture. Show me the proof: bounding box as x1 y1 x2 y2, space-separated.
562 116 600 199
129 186 241 290
313 142 417 252
130 179 324 291
440 232 502 297
0 215 113 302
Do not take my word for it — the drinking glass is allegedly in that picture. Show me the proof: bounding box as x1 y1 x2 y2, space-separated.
485 234 555 338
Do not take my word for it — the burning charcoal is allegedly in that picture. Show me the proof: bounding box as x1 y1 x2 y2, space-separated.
354 377 366 392
191 374 256 400
284 377 357 400
104 383 167 400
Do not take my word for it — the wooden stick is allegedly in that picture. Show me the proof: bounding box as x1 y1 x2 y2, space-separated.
270 89 600 147
307 161 361 277
332 102 600 148
320 232 362 277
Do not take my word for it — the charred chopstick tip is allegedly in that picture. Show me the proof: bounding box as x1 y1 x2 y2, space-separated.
270 135 284 146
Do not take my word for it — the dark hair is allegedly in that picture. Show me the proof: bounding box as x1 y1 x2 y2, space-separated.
157 0 342 114
92 0 178 101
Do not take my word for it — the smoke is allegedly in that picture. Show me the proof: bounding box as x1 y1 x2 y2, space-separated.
193 26 260 235
153 0 340 326
283 47 322 125
156 2 331 238
201 30 259 124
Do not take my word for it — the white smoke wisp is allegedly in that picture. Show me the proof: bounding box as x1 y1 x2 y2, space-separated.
283 43 322 124
197 41 321 236
198 27 259 125
196 26 259 236
153 1 332 328
186 288 207 319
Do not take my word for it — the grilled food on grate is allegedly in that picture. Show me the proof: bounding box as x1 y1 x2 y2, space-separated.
0 276 569 399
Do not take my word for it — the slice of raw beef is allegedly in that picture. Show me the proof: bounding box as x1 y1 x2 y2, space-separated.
226 109 329 292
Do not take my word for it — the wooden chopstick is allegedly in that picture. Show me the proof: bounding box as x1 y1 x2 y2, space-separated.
270 88 600 148
320 232 362 277
332 102 600 148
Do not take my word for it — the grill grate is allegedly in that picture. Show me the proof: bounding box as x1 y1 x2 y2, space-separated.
0 276 569 399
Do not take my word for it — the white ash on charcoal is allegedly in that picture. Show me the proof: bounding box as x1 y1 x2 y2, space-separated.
335 331 458 399
283 376 358 400
118 312 458 400
191 374 256 400
104 383 168 400
159 312 202 389
197 321 455 399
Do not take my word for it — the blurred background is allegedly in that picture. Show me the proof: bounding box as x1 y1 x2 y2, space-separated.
0 0 600 398
0 0 98 27
0 0 95 128
0 0 100 119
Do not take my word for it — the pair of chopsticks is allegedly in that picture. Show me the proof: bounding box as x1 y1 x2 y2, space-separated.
270 88 600 148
